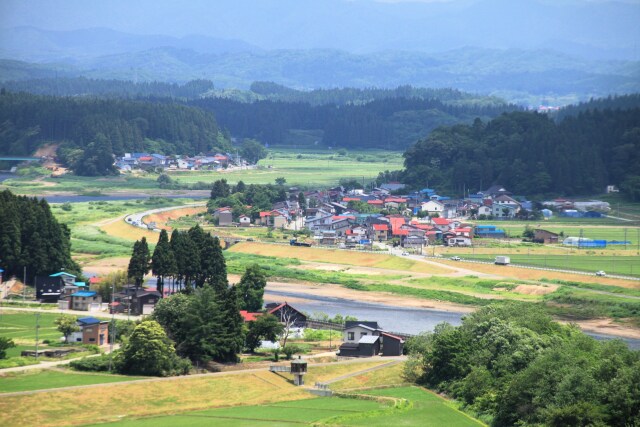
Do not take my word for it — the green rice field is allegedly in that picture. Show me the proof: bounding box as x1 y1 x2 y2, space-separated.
86 386 483 427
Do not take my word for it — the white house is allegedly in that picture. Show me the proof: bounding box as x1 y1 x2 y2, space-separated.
239 215 251 226
421 200 444 215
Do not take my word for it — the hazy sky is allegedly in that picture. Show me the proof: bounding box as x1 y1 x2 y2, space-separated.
2 0 639 55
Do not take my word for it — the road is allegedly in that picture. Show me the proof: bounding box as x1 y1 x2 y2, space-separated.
1 306 139 321
124 202 206 230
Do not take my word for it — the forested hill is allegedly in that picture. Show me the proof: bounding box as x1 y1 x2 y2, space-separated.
0 91 228 159
1 77 215 100
402 108 640 198
554 93 640 121
191 96 519 149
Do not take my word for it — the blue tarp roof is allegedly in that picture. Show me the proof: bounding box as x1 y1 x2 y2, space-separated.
50 272 76 278
74 282 87 287
0 268 3 273
77 317 101 325
71 291 97 297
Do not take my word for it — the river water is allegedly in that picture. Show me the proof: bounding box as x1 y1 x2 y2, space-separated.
264 289 640 350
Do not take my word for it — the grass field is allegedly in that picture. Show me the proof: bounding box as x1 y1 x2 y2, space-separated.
83 385 484 427
0 311 97 368
1 149 404 194
0 370 145 393
228 242 449 274
88 396 388 427
0 370 313 427
343 386 485 427
443 253 640 277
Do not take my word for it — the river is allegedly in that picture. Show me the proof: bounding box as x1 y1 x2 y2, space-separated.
264 288 640 350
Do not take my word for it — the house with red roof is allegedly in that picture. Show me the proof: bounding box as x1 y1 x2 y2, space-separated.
239 310 262 322
431 217 452 232
371 223 389 241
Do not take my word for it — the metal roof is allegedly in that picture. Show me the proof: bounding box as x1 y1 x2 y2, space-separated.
71 291 97 297
359 335 380 344
49 272 76 278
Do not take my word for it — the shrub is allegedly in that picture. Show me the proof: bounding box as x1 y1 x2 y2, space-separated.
70 354 115 372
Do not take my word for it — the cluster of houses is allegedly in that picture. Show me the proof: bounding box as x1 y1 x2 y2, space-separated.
542 198 609 218
300 184 531 248
115 152 248 172
35 271 162 315
240 302 405 357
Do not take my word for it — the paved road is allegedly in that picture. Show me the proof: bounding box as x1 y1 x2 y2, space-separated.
125 202 206 230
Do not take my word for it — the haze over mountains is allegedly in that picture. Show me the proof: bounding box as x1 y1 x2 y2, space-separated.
1 0 639 105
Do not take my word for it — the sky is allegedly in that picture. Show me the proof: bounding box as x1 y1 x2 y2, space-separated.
1 0 639 56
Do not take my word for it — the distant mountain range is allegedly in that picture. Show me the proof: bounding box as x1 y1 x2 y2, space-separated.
0 26 639 106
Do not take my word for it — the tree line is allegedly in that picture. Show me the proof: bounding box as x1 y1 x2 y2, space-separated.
125 226 277 365
207 179 289 221
401 108 640 198
0 190 80 282
405 303 640 426
1 78 214 100
191 95 519 149
0 91 229 175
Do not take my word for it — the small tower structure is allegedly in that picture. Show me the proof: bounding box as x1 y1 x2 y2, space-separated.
290 356 307 386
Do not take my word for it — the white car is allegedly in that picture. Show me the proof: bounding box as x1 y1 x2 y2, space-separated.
595 270 607 277
451 256 461 261
401 252 409 256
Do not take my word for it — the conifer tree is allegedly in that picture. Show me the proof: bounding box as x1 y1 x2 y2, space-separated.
237 264 267 312
127 237 150 288
151 230 176 296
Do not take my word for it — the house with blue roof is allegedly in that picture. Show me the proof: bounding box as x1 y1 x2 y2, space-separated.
67 317 109 346
70 290 102 311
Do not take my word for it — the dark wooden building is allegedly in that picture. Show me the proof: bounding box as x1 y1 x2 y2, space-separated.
112 286 161 315
267 302 307 327
533 229 559 244
380 332 405 356
339 335 381 357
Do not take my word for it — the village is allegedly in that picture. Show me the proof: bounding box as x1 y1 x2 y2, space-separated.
209 181 615 250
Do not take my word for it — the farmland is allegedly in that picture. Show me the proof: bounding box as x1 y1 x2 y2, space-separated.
0 311 96 369
0 149 403 195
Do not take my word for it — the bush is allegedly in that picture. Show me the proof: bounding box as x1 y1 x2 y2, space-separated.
61 202 73 211
282 344 307 360
70 354 115 372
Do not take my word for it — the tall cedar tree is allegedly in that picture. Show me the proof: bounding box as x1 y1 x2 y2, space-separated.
169 229 200 293
237 264 267 312
127 237 150 288
0 190 80 282
151 230 176 296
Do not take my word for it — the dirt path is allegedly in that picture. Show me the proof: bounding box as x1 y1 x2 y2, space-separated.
0 345 120 374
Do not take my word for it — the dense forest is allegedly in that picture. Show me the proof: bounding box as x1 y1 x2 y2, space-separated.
1 78 517 150
0 190 81 282
402 108 640 197
406 303 640 426
0 91 229 175
192 95 519 149
1 77 214 100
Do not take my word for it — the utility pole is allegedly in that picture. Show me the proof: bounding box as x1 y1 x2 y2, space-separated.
108 279 115 372
35 313 40 360
23 266 26 301
624 228 627 250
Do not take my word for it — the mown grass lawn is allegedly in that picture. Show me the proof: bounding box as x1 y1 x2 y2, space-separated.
0 370 145 393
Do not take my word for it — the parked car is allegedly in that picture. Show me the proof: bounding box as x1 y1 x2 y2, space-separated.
401 252 409 256
451 256 461 261
596 270 607 277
